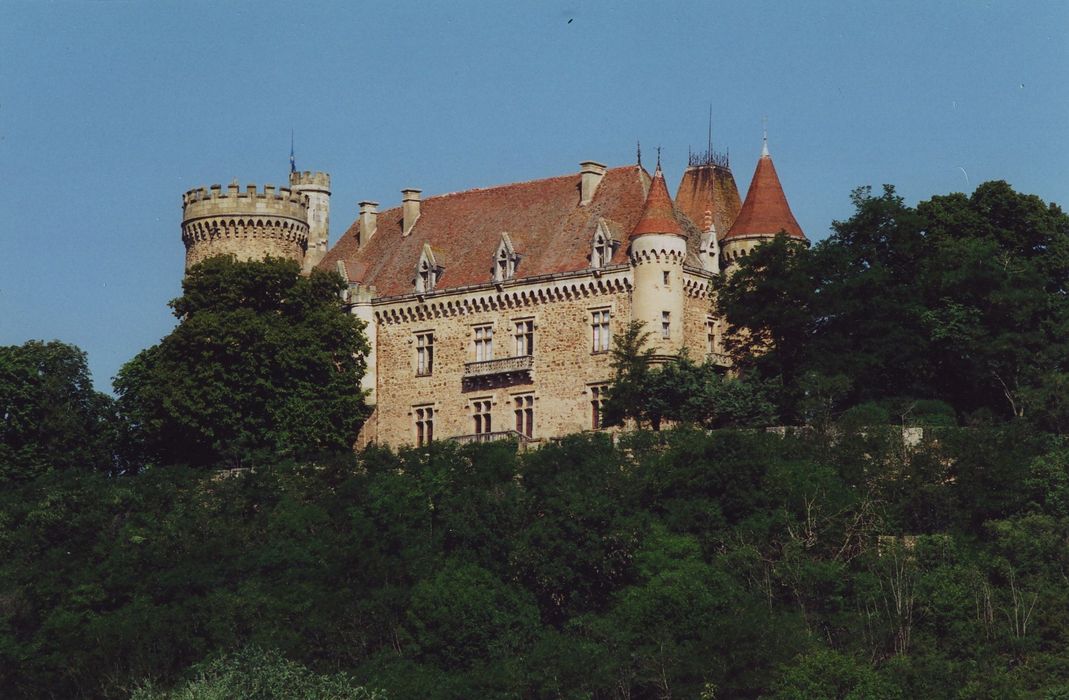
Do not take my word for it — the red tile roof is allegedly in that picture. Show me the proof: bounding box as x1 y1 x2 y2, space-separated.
320 164 698 297
674 164 742 239
632 167 686 239
724 153 806 242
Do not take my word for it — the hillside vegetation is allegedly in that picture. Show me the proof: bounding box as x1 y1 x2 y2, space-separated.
2 181 1069 698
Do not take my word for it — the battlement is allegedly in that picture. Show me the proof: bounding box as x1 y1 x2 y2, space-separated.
289 170 331 189
182 182 310 224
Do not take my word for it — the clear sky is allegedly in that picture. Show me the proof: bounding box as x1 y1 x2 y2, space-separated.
2 1 1067 391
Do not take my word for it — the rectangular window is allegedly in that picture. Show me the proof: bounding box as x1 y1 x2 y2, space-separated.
590 384 608 429
514 394 534 437
414 406 434 446
514 319 534 356
473 399 492 434
474 325 493 362
706 317 717 357
591 309 611 353
416 332 434 376
663 270 670 286
661 311 671 339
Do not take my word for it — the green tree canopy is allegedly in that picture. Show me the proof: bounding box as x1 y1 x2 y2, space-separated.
114 256 369 467
716 182 1069 426
0 340 118 481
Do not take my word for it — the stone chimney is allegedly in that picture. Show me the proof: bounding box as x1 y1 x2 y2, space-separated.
401 188 421 236
579 161 607 205
358 201 379 248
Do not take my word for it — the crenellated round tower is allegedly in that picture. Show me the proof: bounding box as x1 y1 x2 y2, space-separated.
289 170 331 274
180 182 310 271
629 164 688 358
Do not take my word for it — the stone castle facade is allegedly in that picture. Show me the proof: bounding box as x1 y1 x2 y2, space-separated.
180 140 806 447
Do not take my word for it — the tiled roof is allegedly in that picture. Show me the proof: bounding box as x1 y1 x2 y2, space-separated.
320 164 698 297
674 164 741 239
724 152 806 242
632 167 686 239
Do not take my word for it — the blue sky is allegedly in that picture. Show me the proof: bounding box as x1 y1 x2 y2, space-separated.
2 1 1066 391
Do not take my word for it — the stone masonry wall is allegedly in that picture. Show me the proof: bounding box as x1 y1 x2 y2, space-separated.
369 286 632 447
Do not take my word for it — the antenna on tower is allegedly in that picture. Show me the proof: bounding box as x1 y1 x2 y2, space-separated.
707 102 713 154
290 130 296 174
656 146 662 171
637 140 642 167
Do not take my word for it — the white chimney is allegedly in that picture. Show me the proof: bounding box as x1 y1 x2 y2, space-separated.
358 201 379 247
401 188 421 236
579 161 607 205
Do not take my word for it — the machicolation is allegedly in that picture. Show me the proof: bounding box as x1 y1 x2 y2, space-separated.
181 182 311 270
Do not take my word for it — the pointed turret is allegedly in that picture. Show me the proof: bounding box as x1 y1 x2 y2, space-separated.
675 142 741 237
629 161 688 356
632 165 686 239
724 138 805 244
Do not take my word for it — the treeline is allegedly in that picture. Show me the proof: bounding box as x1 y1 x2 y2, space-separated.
3 426 1069 698
3 180 1069 698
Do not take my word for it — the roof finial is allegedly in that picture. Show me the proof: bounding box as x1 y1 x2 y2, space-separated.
708 102 713 154
656 146 662 172
637 140 642 167
761 116 769 157
290 129 297 173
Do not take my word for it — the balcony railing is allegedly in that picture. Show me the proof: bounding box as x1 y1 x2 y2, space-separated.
450 430 530 445
463 354 534 378
708 352 732 368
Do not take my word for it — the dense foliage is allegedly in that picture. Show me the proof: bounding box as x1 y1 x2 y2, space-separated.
114 257 369 468
4 427 1069 698
3 182 1069 698
0 340 120 481
715 181 1069 428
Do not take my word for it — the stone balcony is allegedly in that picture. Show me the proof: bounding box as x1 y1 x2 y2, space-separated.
463 354 534 381
450 429 530 446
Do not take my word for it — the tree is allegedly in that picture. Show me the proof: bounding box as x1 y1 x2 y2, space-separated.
115 256 369 467
601 321 775 430
0 340 118 480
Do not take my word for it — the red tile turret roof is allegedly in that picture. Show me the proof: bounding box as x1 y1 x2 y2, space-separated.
319 165 683 297
631 167 686 239
675 164 741 239
724 151 806 242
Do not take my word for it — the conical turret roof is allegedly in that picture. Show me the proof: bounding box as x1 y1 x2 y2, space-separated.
724 143 806 242
631 166 686 239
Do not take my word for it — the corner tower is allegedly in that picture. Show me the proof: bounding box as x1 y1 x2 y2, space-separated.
629 163 687 357
181 182 310 272
290 170 331 274
721 136 807 268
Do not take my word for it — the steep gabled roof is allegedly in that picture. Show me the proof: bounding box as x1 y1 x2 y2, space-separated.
724 145 806 242
320 164 680 297
631 167 686 239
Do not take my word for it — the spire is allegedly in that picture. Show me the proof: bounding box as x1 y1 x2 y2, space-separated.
289 130 296 174
761 117 769 157
632 163 685 239
724 137 806 242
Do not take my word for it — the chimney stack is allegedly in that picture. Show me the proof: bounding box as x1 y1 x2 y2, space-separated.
401 188 421 236
579 161 607 205
358 201 379 247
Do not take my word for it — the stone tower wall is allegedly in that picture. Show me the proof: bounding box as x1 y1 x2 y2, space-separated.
629 234 688 356
289 171 331 274
181 183 310 270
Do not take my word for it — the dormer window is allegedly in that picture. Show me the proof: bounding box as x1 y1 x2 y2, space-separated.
591 221 615 268
699 229 720 273
415 243 442 293
418 260 436 291
493 233 519 282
